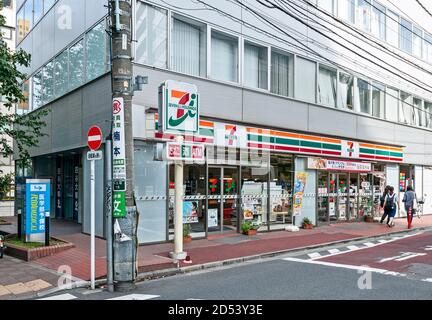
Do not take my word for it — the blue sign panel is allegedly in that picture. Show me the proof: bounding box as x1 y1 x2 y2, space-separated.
25 180 51 235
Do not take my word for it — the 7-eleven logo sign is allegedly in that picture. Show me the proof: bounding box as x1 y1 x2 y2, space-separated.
343 140 359 158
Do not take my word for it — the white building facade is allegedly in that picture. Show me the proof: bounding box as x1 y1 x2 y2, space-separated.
14 0 432 243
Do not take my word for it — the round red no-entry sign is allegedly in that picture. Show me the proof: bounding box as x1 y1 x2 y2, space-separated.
87 126 102 151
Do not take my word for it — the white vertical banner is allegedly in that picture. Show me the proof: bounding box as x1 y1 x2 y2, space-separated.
112 97 127 218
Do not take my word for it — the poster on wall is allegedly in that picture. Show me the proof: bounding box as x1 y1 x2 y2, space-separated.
242 200 255 220
293 172 308 216
183 201 199 223
208 209 218 228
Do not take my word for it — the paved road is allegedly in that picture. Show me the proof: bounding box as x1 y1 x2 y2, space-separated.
32 230 432 300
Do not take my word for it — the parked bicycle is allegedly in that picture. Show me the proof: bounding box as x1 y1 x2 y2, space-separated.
417 194 426 219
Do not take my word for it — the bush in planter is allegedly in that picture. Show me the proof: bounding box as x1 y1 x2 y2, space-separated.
241 220 260 235
183 224 192 242
302 217 313 229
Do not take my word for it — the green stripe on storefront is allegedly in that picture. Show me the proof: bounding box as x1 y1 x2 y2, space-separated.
322 143 342 151
360 148 403 158
390 152 403 158
359 148 375 155
274 137 300 146
300 140 321 149
375 150 391 156
199 128 214 137
248 134 274 144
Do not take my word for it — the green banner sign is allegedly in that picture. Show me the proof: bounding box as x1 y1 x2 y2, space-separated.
113 191 126 218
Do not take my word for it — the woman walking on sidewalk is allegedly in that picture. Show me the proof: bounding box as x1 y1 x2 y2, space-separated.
383 186 399 227
380 185 391 224
402 185 418 229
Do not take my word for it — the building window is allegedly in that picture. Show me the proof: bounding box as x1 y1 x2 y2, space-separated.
54 50 69 98
357 78 371 115
0 26 13 40
356 0 371 32
44 0 56 14
295 57 316 103
244 41 268 90
386 10 399 47
413 97 422 127
32 70 43 110
211 30 238 83
372 82 385 118
424 32 432 62
338 0 355 24
317 0 334 14
400 18 413 54
400 91 414 125
413 25 422 58
42 61 54 104
318 65 337 107
338 72 354 110
24 0 33 31
34 0 43 25
16 5 25 42
385 87 398 122
271 50 294 97
85 21 108 82
17 79 31 114
424 101 432 128
371 2 385 40
171 17 206 77
136 2 168 69
69 39 85 90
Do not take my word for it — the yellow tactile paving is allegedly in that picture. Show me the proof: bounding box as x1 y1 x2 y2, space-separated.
5 283 33 295
0 285 12 297
24 279 52 292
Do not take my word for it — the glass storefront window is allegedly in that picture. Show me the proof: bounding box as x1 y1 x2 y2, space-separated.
270 154 294 228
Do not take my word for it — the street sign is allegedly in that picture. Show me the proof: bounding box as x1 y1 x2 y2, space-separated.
87 126 103 151
166 142 205 161
87 150 103 161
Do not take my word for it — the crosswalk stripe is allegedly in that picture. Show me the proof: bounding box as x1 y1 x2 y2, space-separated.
363 242 376 247
378 240 389 243
107 294 160 300
39 293 77 300
328 249 340 254
307 252 322 259
347 245 359 250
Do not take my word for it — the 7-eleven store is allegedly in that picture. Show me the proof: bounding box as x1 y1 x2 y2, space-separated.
133 111 406 244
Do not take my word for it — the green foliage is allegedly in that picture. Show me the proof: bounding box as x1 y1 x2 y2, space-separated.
302 217 312 226
0 8 48 168
0 172 13 200
241 220 260 233
183 224 191 237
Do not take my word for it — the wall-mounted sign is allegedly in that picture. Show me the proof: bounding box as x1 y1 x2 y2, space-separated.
112 97 126 218
214 123 247 149
25 180 50 236
166 142 205 162
183 201 199 224
159 80 199 134
341 140 359 158
208 209 218 228
308 158 372 172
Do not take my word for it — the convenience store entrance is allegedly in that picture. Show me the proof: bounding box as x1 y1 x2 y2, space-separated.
207 166 240 234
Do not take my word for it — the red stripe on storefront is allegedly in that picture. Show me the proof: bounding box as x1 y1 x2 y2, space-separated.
247 142 274 150
273 145 300 152
298 147 323 154
359 154 402 162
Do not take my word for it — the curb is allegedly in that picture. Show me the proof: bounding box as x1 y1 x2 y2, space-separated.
135 226 432 283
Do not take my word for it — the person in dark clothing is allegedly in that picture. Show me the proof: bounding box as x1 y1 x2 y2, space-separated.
380 185 391 224
402 185 418 229
383 186 399 227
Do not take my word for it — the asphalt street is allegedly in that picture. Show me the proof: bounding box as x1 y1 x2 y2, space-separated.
33 230 432 300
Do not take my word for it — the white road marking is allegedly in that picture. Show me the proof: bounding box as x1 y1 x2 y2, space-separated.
424 246 432 251
107 294 160 300
363 242 376 247
328 249 340 254
378 240 389 243
38 293 77 300
81 289 103 295
307 252 322 259
187 298 205 300
379 252 427 263
421 278 432 283
347 245 359 250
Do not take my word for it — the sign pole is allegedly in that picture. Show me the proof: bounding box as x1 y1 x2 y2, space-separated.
90 158 96 290
171 136 186 260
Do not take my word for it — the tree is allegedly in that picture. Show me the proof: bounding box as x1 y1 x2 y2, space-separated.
0 3 48 198
0 5 47 163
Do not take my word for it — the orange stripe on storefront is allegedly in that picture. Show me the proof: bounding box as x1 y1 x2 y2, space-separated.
171 90 187 98
199 120 214 128
360 143 402 152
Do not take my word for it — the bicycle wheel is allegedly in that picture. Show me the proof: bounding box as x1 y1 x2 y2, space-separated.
417 206 423 219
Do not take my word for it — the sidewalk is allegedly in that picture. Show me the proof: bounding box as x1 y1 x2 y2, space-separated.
1 215 432 293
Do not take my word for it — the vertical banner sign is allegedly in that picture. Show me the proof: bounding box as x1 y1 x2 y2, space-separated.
73 161 79 221
24 180 50 235
293 172 308 216
112 97 127 218
56 158 63 218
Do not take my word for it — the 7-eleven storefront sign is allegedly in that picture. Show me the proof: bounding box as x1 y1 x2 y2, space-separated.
158 80 199 135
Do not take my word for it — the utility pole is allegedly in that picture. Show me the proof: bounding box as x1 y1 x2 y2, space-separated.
109 0 137 292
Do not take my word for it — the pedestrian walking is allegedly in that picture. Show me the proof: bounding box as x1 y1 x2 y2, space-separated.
383 186 399 227
380 185 391 224
402 185 418 229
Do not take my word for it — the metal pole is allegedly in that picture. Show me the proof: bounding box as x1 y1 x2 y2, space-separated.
105 139 114 292
90 159 96 290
